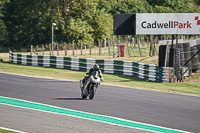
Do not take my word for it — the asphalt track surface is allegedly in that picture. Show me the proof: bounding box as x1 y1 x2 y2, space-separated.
0 72 200 133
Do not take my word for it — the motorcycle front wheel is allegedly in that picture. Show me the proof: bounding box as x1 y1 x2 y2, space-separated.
89 86 95 100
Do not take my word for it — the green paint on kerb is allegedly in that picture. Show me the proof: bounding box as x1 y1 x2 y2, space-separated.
0 96 186 133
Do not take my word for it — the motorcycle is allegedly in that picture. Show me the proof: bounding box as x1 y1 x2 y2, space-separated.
80 71 101 100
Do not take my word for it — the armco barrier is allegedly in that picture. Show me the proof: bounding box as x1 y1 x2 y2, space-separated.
9 51 174 83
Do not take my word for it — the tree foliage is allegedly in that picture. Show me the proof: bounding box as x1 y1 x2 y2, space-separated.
0 0 199 49
0 0 6 44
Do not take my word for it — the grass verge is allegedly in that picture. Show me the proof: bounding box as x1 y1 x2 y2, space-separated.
0 129 18 133
0 62 200 96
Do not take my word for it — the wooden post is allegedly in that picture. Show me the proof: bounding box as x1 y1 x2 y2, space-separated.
90 40 92 55
136 37 138 45
147 37 149 47
49 44 51 55
154 38 158 55
36 45 38 55
99 40 101 56
149 35 153 56
57 43 59 56
73 41 75 56
42 44 44 55
156 36 159 44
132 37 134 47
81 40 83 55
134 38 136 48
31 45 33 55
108 39 111 56
142 38 144 46
126 39 131 58
104 38 106 48
64 42 67 56
52 43 54 56
138 39 142 57
113 35 115 58
152 38 155 56
84 45 86 55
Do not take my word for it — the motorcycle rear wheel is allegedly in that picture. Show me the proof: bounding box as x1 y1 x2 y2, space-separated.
81 91 87 99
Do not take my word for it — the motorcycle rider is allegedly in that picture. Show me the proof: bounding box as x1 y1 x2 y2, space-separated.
81 64 103 90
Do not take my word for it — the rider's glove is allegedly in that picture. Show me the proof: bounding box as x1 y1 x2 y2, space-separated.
100 77 103 81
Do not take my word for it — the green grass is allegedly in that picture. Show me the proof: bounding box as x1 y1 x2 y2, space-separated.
0 129 18 133
0 62 200 96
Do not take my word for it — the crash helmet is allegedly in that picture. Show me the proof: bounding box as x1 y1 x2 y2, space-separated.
93 64 100 71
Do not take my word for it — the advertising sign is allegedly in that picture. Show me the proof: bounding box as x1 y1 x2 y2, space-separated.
114 14 135 35
136 13 200 35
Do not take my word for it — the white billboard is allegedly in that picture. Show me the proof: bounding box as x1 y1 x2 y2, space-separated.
136 13 200 35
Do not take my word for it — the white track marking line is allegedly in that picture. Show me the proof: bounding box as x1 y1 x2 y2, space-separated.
0 96 191 133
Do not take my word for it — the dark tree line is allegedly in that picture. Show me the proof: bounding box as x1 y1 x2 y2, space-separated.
0 0 199 50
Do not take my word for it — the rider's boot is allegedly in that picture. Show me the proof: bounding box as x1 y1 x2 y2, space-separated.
80 80 83 90
80 80 84 90
81 83 84 90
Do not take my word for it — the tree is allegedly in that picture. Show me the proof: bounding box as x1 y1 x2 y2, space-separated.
92 9 113 41
0 0 6 45
146 0 199 13
65 17 94 44
1 0 65 50
63 0 68 20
